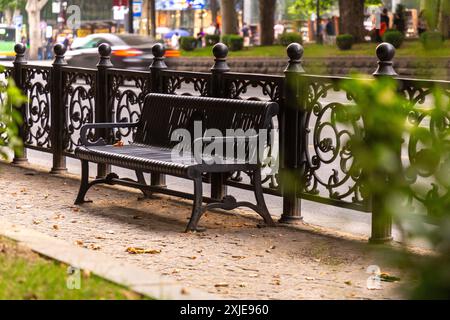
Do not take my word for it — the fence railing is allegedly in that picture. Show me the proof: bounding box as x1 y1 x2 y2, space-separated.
2 41 449 243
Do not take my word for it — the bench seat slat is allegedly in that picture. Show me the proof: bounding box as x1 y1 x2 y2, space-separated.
76 144 258 178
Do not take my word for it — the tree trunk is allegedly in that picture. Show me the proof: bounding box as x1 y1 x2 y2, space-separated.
26 0 49 60
210 0 219 24
438 0 450 38
3 9 13 25
149 0 156 38
259 0 276 45
221 0 238 35
142 0 149 35
338 0 365 42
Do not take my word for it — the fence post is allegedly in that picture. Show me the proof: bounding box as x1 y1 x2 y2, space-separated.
369 42 397 244
96 43 113 178
50 44 67 174
210 43 230 200
12 43 28 165
149 43 167 187
279 43 305 224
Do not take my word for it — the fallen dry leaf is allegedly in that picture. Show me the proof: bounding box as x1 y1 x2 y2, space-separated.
126 247 161 255
75 240 84 246
32 220 41 225
180 288 190 295
113 141 124 147
52 225 59 230
272 280 281 286
380 273 401 282
88 244 101 251
344 281 352 286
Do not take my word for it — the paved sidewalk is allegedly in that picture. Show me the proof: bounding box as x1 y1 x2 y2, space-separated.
0 162 410 299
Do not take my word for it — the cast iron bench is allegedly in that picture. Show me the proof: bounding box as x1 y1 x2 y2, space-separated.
74 93 278 232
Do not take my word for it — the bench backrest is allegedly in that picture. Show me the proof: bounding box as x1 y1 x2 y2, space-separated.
135 94 279 160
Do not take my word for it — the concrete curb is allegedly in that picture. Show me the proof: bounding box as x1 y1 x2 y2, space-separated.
0 219 220 300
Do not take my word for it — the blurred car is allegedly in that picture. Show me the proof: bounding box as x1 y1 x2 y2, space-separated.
65 33 179 70
0 25 17 61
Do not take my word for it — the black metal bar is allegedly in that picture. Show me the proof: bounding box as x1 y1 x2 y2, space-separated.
279 43 305 224
12 43 28 165
149 43 168 187
369 42 398 244
209 43 231 200
50 44 68 174
95 44 113 178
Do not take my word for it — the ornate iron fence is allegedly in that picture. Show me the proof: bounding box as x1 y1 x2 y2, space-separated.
4 41 449 243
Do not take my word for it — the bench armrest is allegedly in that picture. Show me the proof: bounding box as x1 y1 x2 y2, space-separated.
80 122 139 146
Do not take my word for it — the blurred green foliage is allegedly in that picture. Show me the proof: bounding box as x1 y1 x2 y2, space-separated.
0 66 26 161
336 76 450 299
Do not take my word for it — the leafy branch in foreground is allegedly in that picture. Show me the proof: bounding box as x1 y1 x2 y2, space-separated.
336 76 450 299
0 66 26 161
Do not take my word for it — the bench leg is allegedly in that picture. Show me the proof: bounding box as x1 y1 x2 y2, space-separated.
185 177 205 232
253 169 276 227
136 171 153 198
75 160 91 205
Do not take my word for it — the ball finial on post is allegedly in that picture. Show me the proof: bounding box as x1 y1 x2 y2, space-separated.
13 43 27 64
373 42 398 77
285 43 305 73
211 43 230 72
150 43 167 69
97 43 113 67
53 43 67 65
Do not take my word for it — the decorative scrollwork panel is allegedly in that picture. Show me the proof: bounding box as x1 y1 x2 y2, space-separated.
62 69 96 153
23 66 51 150
108 70 150 143
162 71 210 97
401 80 450 221
301 78 366 207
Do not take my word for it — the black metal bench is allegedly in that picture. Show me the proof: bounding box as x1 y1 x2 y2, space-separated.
74 93 278 232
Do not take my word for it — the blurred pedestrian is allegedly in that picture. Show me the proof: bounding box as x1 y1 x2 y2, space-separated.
418 10 428 35
214 23 221 36
274 22 284 40
380 8 390 36
393 4 406 34
241 23 251 48
171 32 180 50
196 28 205 48
206 23 216 35
325 17 336 45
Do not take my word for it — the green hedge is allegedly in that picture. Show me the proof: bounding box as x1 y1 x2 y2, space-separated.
420 31 444 50
222 34 244 51
279 32 303 46
382 30 404 48
180 36 197 51
336 34 354 50
205 34 220 46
